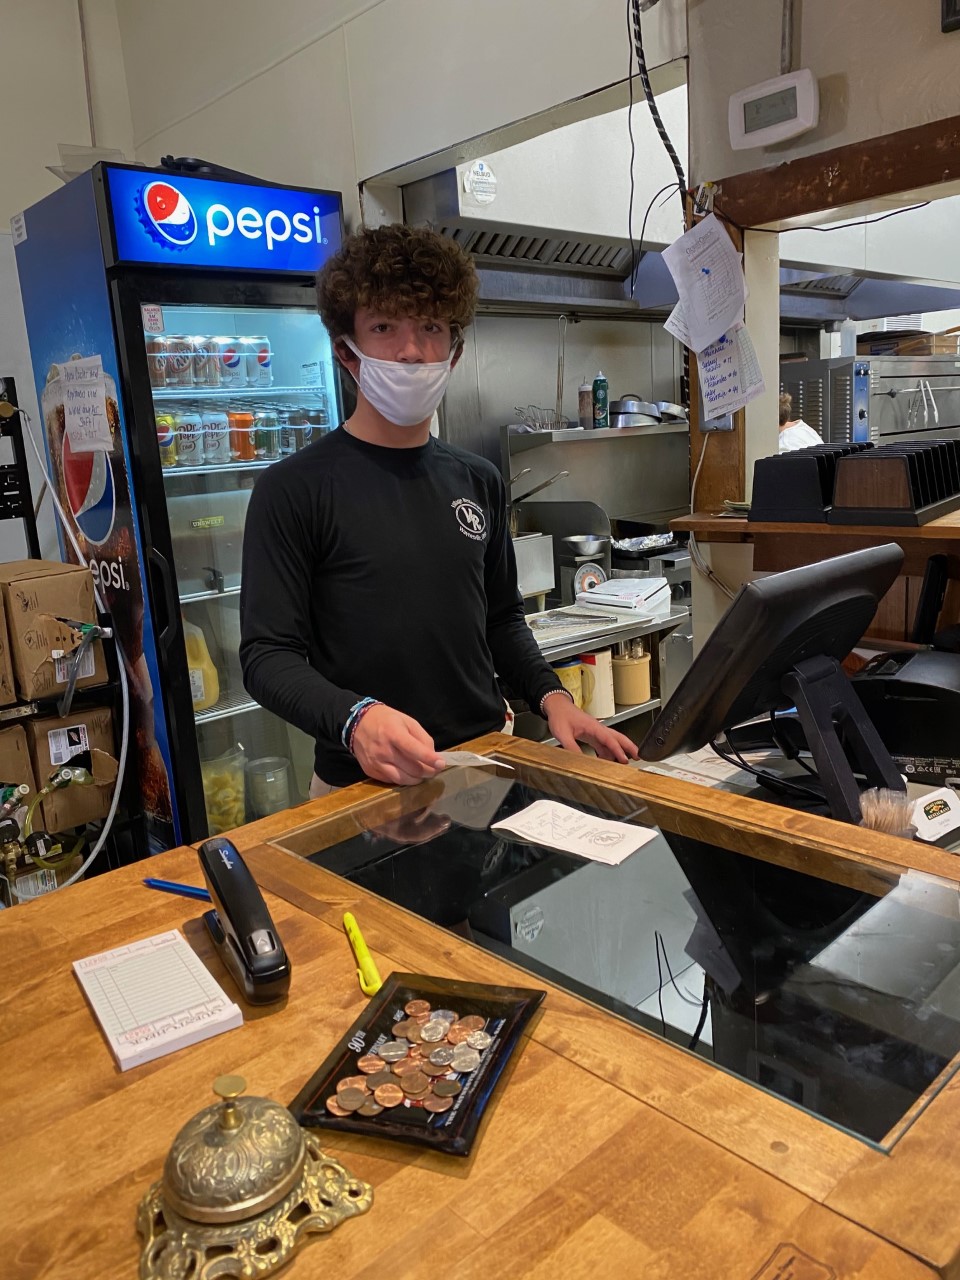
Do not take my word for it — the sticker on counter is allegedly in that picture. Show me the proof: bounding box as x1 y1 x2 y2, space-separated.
912 787 960 842
53 646 97 685
48 723 90 766
750 1243 836 1280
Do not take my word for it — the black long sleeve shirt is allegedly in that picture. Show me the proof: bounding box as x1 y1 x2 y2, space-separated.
240 428 563 785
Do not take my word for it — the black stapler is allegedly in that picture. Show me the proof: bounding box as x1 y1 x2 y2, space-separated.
198 837 291 1005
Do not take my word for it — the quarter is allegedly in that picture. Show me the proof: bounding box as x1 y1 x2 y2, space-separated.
466 1031 492 1050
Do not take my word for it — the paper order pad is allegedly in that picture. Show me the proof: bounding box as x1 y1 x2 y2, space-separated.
492 800 658 865
73 929 242 1070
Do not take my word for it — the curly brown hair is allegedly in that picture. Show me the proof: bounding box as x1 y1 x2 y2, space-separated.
779 392 794 425
316 224 479 338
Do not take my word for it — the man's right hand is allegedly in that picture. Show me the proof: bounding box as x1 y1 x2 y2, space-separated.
350 704 446 786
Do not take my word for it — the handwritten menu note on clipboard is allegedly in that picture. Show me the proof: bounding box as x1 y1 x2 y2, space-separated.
73 930 242 1071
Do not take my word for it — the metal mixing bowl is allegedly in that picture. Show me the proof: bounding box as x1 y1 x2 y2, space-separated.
562 534 610 556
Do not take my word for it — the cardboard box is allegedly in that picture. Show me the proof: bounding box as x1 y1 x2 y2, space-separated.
26 706 118 832
0 591 15 707
0 724 37 806
2 854 83 907
0 560 107 702
857 331 960 357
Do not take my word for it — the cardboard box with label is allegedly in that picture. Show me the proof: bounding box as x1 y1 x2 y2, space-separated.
0 723 38 800
27 706 118 831
0 588 16 706
0 560 108 702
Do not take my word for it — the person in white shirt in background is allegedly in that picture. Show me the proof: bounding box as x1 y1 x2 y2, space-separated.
778 391 822 452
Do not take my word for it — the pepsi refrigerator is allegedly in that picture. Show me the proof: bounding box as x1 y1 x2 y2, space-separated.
14 163 344 849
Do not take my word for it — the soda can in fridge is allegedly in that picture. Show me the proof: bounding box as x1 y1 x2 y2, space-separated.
156 413 178 468
254 409 281 460
202 411 230 464
282 408 312 453
214 336 247 389
245 335 273 387
228 411 256 461
175 410 204 466
165 335 194 388
145 334 167 388
191 337 222 388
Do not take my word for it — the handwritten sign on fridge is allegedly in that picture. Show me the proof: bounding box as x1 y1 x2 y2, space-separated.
62 355 112 453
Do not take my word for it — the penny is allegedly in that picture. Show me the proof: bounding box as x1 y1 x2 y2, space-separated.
428 1045 455 1067
365 1070 395 1089
336 1075 370 1094
420 1020 447 1042
325 1095 350 1117
338 1087 368 1111
404 999 431 1017
356 1054 385 1074
405 1023 424 1044
358 1099 384 1117
373 1082 405 1107
450 1048 481 1073
392 1019 415 1039
431 1009 458 1024
378 1041 410 1062
466 1031 492 1051
401 1071 430 1096
421 1062 450 1077
458 1015 486 1033
446 1023 472 1044
412 1011 431 1025
423 1095 454 1113
392 1057 422 1076
432 1079 461 1098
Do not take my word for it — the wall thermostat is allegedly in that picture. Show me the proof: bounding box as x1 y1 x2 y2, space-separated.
728 68 819 151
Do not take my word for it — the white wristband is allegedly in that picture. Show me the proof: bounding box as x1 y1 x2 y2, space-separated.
539 688 574 717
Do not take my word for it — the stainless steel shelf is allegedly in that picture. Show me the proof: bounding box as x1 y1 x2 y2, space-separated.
153 385 326 401
195 690 261 725
162 459 273 479
535 608 688 665
509 422 688 453
180 586 242 604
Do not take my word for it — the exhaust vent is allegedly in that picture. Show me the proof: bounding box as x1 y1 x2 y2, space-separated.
440 225 633 277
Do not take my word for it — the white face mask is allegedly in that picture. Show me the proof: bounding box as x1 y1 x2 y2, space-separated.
342 336 456 427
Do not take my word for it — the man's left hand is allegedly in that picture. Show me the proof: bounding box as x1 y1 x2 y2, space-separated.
543 692 640 764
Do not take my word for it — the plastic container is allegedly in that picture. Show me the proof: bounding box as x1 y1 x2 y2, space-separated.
201 744 247 835
183 617 219 711
579 649 616 719
552 658 583 709
612 654 652 706
246 756 292 818
578 377 593 430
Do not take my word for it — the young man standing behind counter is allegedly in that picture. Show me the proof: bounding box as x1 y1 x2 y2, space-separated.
240 225 638 791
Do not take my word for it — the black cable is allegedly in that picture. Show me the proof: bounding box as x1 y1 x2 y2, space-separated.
631 181 685 295
655 931 704 1007
687 979 709 1052
655 934 666 1038
709 736 827 803
713 200 932 238
630 0 686 199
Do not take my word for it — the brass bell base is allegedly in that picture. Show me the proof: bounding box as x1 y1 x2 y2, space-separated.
138 1134 373 1279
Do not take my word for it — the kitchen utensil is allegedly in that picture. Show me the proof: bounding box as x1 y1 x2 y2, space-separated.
656 401 688 422
609 412 660 428
509 466 532 486
610 396 661 419
246 756 292 818
562 534 610 557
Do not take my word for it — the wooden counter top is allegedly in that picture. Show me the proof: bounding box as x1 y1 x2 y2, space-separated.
673 510 960 543
4 738 960 1278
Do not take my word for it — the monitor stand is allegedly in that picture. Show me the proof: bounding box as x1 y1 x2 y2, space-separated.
779 654 906 825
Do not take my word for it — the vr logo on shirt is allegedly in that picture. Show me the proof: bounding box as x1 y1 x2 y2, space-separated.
452 498 486 541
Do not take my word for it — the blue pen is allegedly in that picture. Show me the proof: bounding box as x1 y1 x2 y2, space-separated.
143 878 212 902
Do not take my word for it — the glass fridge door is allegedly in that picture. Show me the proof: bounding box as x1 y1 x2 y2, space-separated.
144 302 338 836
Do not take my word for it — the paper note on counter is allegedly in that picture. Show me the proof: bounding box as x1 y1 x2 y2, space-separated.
697 323 766 417
662 214 746 352
440 750 513 771
492 800 658 865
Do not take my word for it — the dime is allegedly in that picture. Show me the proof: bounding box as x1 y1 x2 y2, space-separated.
401 1071 430 1097
325 1095 350 1117
431 1079 461 1098
336 1075 370 1094
428 1045 455 1067
458 1015 486 1033
404 999 431 1017
420 1020 447 1042
365 1070 395 1089
431 1009 458 1024
423 1095 454 1113
356 1054 385 1074
373 1082 405 1108
450 1047 481 1073
378 1041 410 1062
446 1023 472 1045
421 1061 450 1077
358 1099 384 1117
337 1087 368 1111
466 1031 492 1051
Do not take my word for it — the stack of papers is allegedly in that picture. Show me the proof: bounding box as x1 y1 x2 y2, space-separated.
492 800 658 866
576 577 671 616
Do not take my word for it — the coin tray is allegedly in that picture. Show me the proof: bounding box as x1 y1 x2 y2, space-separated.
289 972 544 1156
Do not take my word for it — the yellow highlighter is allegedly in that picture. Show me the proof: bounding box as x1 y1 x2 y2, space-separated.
343 912 382 996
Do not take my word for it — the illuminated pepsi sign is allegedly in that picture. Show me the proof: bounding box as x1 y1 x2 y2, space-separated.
105 167 342 273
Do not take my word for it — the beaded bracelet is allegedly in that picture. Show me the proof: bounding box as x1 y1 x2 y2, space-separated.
340 696 381 750
539 688 574 717
346 701 380 755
